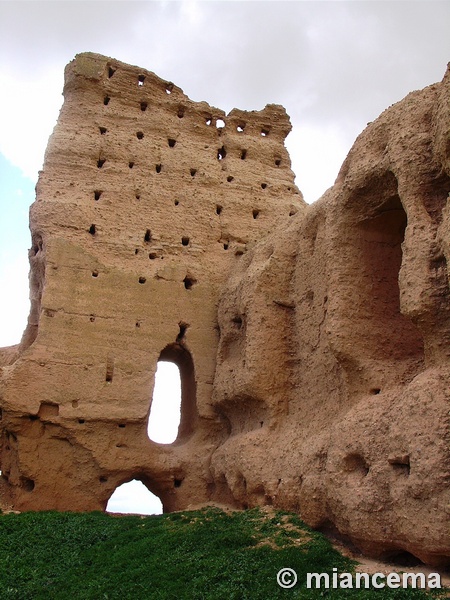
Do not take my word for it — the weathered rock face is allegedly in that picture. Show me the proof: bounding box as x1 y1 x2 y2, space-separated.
0 53 449 566
211 65 450 567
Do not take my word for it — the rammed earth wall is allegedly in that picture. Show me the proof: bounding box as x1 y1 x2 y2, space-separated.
0 53 449 567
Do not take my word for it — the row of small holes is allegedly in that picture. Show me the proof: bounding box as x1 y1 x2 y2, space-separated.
93 191 263 220
205 116 270 136
106 70 171 92
98 157 278 172
132 167 232 181
89 228 233 253
92 272 196 290
138 74 173 94
102 92 270 135
89 226 187 247
97 128 281 166
139 275 195 288
84 316 188 336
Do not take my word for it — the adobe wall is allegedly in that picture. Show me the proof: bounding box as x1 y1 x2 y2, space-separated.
0 52 303 512
1 53 449 567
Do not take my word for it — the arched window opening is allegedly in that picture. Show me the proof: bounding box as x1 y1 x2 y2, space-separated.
106 479 162 515
148 362 181 444
147 344 197 445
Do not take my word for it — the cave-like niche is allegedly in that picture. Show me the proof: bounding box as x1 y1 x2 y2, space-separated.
147 343 197 445
331 171 424 391
357 191 423 361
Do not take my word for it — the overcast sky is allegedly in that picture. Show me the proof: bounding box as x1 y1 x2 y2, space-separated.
0 0 449 512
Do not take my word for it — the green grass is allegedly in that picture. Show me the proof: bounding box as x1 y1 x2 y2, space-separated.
0 507 444 599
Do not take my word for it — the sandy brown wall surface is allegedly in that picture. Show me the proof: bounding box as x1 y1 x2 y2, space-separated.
0 53 448 566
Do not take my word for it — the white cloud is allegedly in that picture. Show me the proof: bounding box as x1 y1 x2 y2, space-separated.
286 122 349 203
0 68 64 180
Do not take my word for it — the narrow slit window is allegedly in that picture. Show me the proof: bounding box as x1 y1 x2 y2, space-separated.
105 355 114 383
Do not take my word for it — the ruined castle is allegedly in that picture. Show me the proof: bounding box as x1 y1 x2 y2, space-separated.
0 53 449 567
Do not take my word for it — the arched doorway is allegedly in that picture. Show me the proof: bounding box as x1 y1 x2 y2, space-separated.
106 479 163 515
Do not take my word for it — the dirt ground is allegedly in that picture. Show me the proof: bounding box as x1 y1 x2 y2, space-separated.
332 537 450 593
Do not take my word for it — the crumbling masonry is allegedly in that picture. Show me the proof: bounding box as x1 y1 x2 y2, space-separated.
0 54 449 567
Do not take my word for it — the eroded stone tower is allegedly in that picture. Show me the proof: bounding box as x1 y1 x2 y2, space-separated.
0 53 303 512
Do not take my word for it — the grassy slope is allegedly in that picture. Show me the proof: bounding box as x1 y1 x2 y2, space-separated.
0 508 443 599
